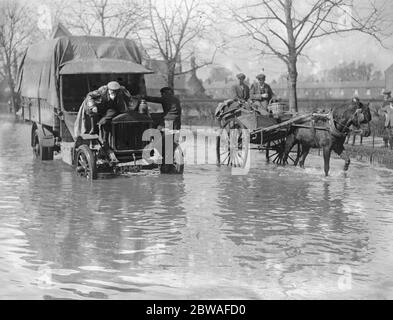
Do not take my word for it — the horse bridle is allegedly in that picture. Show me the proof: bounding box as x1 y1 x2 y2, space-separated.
330 108 366 138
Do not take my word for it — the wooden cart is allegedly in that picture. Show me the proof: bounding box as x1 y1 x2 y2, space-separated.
215 101 317 167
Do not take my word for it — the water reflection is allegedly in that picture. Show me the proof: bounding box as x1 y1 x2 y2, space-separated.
1 115 393 299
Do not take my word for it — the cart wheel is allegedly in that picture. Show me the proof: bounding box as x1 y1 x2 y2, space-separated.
33 130 53 161
267 138 298 165
160 144 184 174
75 145 97 180
216 118 249 167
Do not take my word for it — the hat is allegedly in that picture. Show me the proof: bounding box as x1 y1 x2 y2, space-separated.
256 73 266 80
236 73 246 80
383 90 391 95
107 81 121 90
160 86 174 94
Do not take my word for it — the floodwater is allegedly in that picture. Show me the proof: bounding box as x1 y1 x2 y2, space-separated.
1 113 393 300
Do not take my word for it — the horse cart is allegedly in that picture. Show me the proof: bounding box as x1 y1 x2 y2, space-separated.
215 99 372 176
17 35 184 180
215 100 311 167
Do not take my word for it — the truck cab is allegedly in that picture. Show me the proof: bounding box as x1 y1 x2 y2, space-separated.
17 35 184 179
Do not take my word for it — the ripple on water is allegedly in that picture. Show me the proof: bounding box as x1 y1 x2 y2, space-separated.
2 116 393 298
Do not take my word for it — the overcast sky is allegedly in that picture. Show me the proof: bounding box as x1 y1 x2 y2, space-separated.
196 0 393 81
202 31 393 82
30 0 393 82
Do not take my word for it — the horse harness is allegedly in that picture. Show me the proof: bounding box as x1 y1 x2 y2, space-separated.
328 108 364 139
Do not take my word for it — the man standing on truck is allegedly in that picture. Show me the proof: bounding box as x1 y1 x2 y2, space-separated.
82 81 132 138
143 87 182 130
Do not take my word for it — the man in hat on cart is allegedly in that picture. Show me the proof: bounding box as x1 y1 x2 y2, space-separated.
250 73 274 113
231 73 250 102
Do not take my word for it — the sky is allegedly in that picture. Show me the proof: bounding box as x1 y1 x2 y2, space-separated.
205 32 393 83
24 0 393 82
195 0 393 82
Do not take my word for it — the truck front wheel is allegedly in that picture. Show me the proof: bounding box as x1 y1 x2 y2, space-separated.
33 130 54 161
75 145 97 180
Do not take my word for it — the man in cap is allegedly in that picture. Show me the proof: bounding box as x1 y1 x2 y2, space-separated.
378 90 392 148
382 90 391 105
380 96 393 149
250 73 274 112
350 96 364 109
143 87 182 130
83 81 132 138
231 73 250 102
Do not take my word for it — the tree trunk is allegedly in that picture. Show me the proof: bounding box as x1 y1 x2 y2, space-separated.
287 60 298 113
167 61 176 89
7 76 16 116
4 53 17 115
284 0 298 113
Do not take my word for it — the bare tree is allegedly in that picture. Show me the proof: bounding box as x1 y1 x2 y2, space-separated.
146 0 220 88
0 0 39 114
58 0 148 38
231 0 389 112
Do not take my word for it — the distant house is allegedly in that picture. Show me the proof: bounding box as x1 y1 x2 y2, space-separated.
143 59 188 96
0 79 11 102
51 23 72 39
385 64 393 93
204 79 385 100
272 80 385 100
204 80 237 99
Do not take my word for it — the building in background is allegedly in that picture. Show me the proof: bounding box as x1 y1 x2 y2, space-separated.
143 59 188 96
204 79 385 100
385 64 393 94
272 80 385 100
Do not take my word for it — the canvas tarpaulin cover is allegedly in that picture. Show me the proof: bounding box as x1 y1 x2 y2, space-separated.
17 36 152 109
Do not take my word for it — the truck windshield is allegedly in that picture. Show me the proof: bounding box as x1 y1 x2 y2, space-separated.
61 73 145 112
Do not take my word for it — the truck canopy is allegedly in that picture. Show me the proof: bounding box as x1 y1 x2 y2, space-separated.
17 36 153 108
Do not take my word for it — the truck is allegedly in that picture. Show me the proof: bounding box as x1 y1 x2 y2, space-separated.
16 35 184 179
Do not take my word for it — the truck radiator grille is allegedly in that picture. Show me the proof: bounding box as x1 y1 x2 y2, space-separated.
112 123 150 151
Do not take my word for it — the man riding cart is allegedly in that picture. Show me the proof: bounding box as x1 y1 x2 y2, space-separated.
215 72 279 119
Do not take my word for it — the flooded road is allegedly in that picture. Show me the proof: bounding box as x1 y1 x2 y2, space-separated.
1 113 393 299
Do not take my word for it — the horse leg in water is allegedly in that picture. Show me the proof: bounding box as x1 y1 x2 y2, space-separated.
282 133 297 165
338 149 351 171
323 147 332 176
298 145 310 168
293 143 302 166
332 141 351 172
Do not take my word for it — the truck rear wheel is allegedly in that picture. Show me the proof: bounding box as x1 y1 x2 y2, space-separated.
33 130 54 161
75 145 97 180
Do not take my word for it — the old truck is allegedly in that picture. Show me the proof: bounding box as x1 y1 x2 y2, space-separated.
16 35 184 179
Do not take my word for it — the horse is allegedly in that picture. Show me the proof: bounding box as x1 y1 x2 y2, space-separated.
345 103 382 146
282 102 372 176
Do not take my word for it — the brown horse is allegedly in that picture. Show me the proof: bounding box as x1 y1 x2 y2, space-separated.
282 103 372 176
